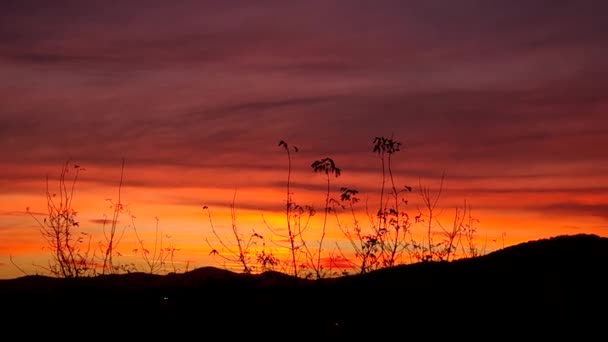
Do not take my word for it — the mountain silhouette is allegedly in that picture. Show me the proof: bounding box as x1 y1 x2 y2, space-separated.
2 234 606 338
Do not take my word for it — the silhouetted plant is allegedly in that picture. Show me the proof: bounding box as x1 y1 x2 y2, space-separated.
264 201 316 277
205 202 250 273
371 136 412 267
132 215 180 274
24 135 489 280
265 140 309 277
27 158 172 277
373 136 401 220
331 136 413 273
256 241 280 272
333 187 382 273
100 158 128 274
203 190 277 274
415 172 446 261
26 160 94 278
410 175 482 262
198 135 486 277
299 157 341 279
459 203 481 258
437 203 466 262
435 200 483 261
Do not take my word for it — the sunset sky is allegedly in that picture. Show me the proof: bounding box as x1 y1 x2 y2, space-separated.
1 1 607 279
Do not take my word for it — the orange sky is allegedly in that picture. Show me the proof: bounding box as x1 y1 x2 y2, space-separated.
1 151 606 279
1 1 607 279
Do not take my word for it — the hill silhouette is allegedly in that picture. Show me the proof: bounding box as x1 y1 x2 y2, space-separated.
2 234 607 338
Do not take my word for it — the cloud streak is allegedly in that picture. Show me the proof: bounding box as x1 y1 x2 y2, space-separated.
536 203 608 221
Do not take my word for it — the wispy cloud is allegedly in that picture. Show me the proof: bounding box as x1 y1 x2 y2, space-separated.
536 202 608 221
89 218 121 226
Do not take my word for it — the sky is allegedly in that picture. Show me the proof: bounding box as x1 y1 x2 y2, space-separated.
1 0 607 279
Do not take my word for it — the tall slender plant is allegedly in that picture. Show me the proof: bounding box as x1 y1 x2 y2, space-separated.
372 136 412 267
301 157 341 278
203 189 274 274
101 158 127 274
334 187 383 274
416 172 445 261
132 215 180 274
275 140 302 277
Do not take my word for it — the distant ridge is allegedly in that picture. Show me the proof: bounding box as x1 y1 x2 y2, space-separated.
482 233 608 262
2 233 604 284
1 233 606 337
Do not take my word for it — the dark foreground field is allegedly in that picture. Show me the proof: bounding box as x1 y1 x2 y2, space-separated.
2 234 607 338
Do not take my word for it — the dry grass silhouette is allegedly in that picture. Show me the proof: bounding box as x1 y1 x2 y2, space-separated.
21 135 492 279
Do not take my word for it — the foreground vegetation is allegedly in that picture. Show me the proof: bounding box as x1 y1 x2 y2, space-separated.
11 139 607 336
21 136 488 279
